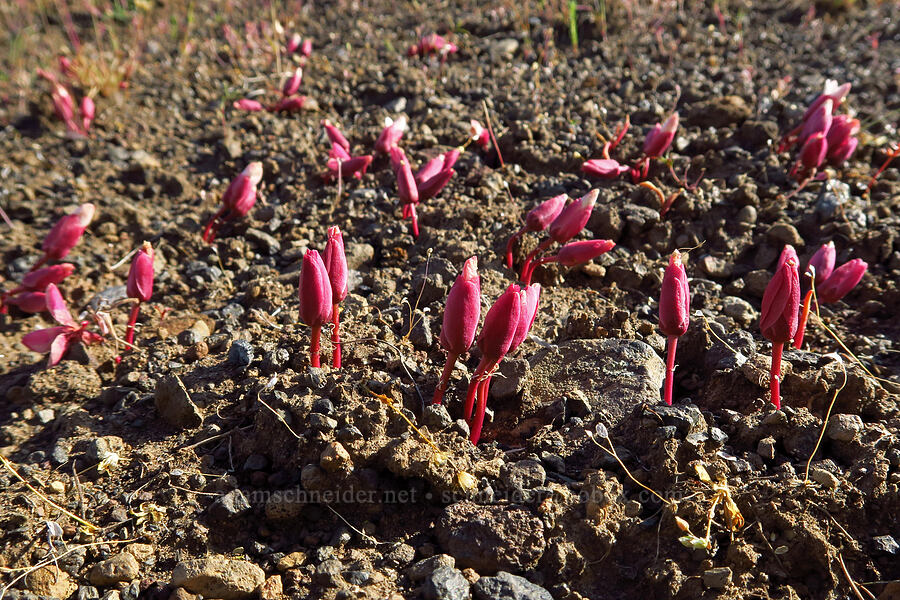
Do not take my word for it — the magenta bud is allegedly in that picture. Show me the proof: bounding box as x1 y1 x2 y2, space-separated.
556 239 616 267
642 113 679 158
827 136 858 166
760 257 801 344
298 249 333 328
80 96 95 132
286 33 302 54
778 245 799 271
478 285 522 364
323 120 351 152
442 149 461 170
6 292 48 313
582 158 630 179
22 263 76 291
801 81 851 122
234 98 266 112
388 146 407 173
417 168 455 201
470 120 490 150
327 154 373 179
375 116 408 154
525 194 567 232
58 56 72 75
806 242 835 285
324 226 348 303
269 96 308 112
549 189 598 243
126 242 155 303
826 115 860 149
509 283 541 353
817 259 867 304
799 98 833 142
798 132 828 170
223 162 263 217
659 251 690 337
42 203 95 261
439 257 481 355
415 155 446 185
282 67 303 96
300 39 312 57
397 159 419 206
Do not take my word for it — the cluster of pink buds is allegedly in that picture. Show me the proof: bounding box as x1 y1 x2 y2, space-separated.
407 34 458 59
202 162 263 242
233 66 309 114
782 81 858 180
30 203 95 273
123 242 155 353
658 251 690 405
285 33 312 58
22 284 104 366
794 242 867 348
324 120 373 181
390 147 458 238
760 247 801 409
581 113 679 183
298 227 349 368
36 68 96 136
1 264 75 315
433 257 481 405
510 190 614 285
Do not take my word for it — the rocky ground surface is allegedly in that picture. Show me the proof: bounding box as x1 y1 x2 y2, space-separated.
1 1 900 599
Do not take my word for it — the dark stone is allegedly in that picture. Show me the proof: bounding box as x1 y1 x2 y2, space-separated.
472 571 552 600
228 341 254 367
208 489 251 521
423 566 470 600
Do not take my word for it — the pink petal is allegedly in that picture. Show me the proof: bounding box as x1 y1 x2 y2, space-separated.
22 326 69 353
45 284 77 327
49 333 71 366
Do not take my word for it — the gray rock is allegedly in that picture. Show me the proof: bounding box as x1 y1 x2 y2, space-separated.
170 556 265 599
228 340 254 367
154 375 203 429
208 489 251 521
826 414 864 442
436 502 545 572
261 349 290 374
407 554 455 582
245 229 281 254
86 436 125 465
422 404 453 430
88 553 140 586
310 413 338 431
243 454 268 471
77 586 99 600
424 566 470 600
650 404 706 436
490 38 519 60
37 409 55 424
872 535 898 555
702 567 732 589
757 437 776 461
345 243 375 270
699 255 733 278
472 571 552 600
500 460 546 491
766 223 803 247
490 358 529 400
722 296 757 326
522 339 664 427
50 443 69 465
314 559 343 587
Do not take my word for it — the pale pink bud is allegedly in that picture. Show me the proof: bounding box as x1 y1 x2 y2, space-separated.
6 292 48 313
549 189 598 243
268 96 307 112
817 259 867 304
42 203 95 260
298 250 333 328
234 98 266 112
286 33 302 54
300 39 312 57
509 283 541 352
555 239 616 266
806 242 835 285
80 96 95 133
375 116 408 154
388 146 406 173
397 158 419 206
222 162 263 217
802 80 851 122
659 251 690 337
642 113 679 157
470 120 490 150
525 194 567 232
323 226 348 303
323 120 351 152
778 245 799 271
582 158 629 179
22 264 76 291
478 285 522 363
799 98 833 142
439 257 481 355
282 67 303 96
126 242 155 303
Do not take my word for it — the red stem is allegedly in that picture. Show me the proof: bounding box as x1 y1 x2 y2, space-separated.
202 207 227 242
794 290 814 350
770 342 783 409
331 304 341 368
124 302 141 349
469 374 493 445
505 227 526 270
310 325 322 368
432 351 459 405
520 238 554 283
410 204 419 238
524 254 559 285
463 357 489 423
664 335 677 405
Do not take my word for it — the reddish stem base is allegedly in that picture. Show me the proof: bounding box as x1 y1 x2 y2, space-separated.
664 335 678 406
310 325 322 368
770 342 783 410
520 238 554 283
794 290 814 350
432 351 459 405
331 304 342 368
124 302 141 351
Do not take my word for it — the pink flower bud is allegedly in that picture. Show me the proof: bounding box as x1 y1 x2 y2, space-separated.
6 292 47 313
415 154 446 184
42 203 95 260
826 115 860 149
58 56 72 76
80 96 95 133
806 242 835 284
323 226 348 303
549 189 598 243
298 249 333 328
300 39 312 57
801 80 851 122
375 116 407 154
817 258 867 304
478 285 522 364
234 98 266 112
442 149 460 170
582 158 629 179
760 257 800 344
826 136 858 167
222 162 263 217
126 242 155 302
555 239 616 266
327 154 373 179
23 325 69 354
323 120 351 152
388 146 406 173
417 168 455 201
22 263 75 291
51 83 75 123
778 245 799 271
798 132 828 170
439 256 481 355
269 96 308 112
799 98 833 142
470 120 490 150
642 113 679 158
509 283 541 352
525 194 567 232
282 67 303 96
659 251 690 337
286 33 302 54
397 158 419 206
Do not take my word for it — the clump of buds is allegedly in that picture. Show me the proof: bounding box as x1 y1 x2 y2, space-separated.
37 68 96 136
760 250 801 409
1 264 75 315
581 113 678 183
323 121 373 181
203 162 263 242
505 194 566 269
434 257 481 405
794 242 867 348
31 203 95 272
298 249 333 368
407 34 458 59
658 251 690 405
391 147 458 238
233 66 309 114
22 284 104 366
581 116 631 179
123 242 155 352
285 34 312 58
323 226 349 368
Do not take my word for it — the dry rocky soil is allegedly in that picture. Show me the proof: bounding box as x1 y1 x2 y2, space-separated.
1 1 900 599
